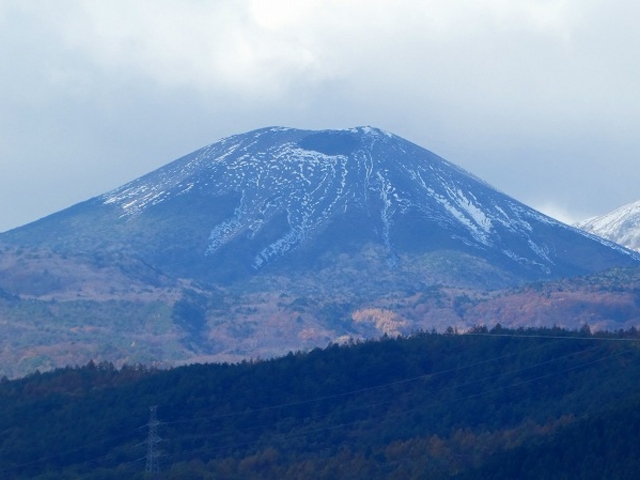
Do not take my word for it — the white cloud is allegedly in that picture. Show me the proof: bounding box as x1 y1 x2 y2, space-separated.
23 1 327 98
6 0 589 100
534 202 585 225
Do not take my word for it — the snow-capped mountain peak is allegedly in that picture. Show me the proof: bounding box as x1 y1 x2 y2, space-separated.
4 126 638 287
100 126 573 272
576 200 640 252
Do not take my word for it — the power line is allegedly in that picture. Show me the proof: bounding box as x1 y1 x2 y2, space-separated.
1 331 637 477
161 336 571 428
161 342 625 451
152 345 637 479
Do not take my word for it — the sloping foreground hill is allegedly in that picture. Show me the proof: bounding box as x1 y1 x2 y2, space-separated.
1 327 639 479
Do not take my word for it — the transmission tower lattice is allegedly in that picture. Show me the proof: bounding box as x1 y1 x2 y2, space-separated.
145 405 161 478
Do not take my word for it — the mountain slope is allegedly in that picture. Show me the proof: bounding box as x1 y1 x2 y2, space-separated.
576 199 640 252
2 126 637 289
1 127 640 377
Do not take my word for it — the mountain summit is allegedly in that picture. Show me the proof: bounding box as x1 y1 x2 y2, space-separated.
2 126 638 288
576 200 640 252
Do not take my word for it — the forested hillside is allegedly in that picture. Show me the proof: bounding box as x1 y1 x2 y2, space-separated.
1 327 639 479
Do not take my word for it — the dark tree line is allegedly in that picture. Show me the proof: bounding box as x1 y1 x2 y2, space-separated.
1 327 640 479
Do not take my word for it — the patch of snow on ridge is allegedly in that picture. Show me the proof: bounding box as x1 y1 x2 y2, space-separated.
429 185 492 246
453 188 492 233
434 194 491 246
253 226 306 268
349 125 394 138
376 172 394 249
207 218 245 253
503 249 551 274
528 239 552 264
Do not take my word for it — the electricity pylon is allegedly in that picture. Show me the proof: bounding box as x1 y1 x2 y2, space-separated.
145 405 161 479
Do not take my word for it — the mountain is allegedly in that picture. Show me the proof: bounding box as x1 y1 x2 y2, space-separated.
2 126 637 289
576 199 640 252
1 126 640 377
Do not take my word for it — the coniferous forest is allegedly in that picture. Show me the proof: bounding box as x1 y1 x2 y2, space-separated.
1 327 640 479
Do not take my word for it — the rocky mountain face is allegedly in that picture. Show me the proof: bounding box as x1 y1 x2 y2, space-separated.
1 126 639 377
3 126 637 288
576 200 640 252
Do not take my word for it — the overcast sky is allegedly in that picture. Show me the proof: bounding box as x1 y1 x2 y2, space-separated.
1 0 639 232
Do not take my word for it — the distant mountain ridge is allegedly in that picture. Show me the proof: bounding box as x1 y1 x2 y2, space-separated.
576 199 640 252
3 126 638 288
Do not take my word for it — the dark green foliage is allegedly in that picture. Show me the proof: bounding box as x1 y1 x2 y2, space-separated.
456 393 640 480
319 301 355 332
0 286 18 301
1 328 640 479
0 297 179 378
172 290 209 348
